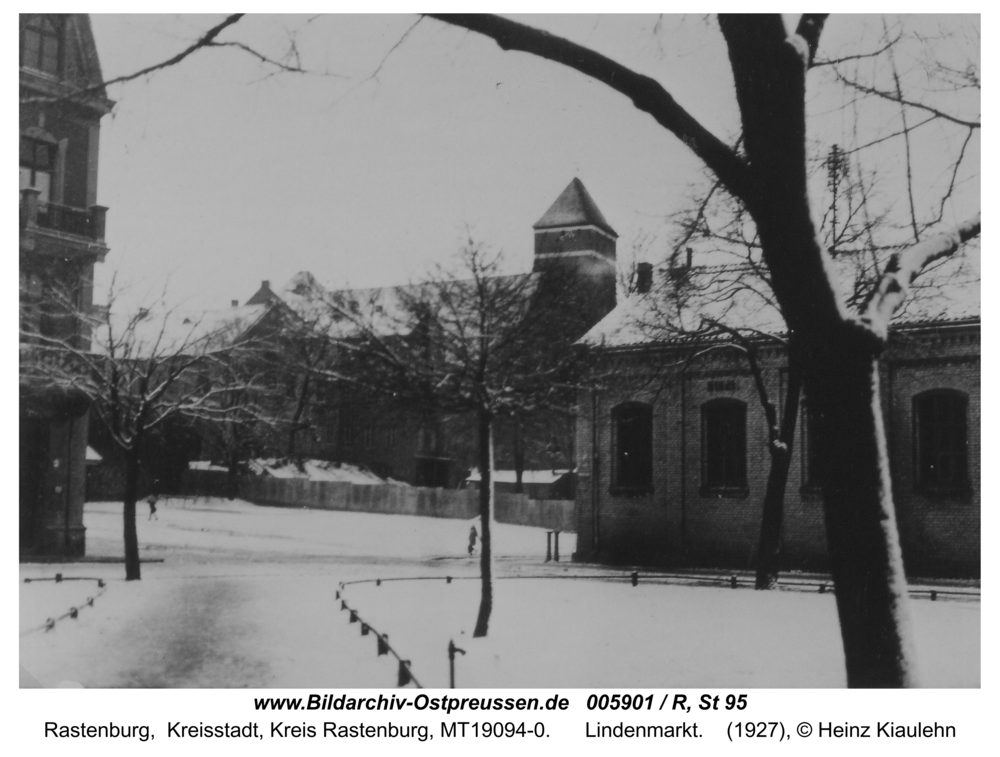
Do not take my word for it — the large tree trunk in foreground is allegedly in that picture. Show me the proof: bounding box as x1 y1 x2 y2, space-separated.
805 335 917 687
721 15 917 685
427 11 978 688
473 409 494 638
123 449 141 581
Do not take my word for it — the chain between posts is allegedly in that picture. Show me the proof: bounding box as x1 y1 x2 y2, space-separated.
20 575 108 636
337 583 423 689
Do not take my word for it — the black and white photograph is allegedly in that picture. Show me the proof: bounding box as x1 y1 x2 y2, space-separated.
19 10 980 699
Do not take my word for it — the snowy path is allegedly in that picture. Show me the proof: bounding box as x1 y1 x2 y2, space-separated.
20 498 978 688
20 498 563 688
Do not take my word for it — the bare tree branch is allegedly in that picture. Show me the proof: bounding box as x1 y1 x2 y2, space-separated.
862 212 981 336
834 70 981 128
424 13 752 201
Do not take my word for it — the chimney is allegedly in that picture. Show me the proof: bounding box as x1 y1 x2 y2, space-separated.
636 262 653 294
262 280 270 289
686 247 693 268
231 300 239 307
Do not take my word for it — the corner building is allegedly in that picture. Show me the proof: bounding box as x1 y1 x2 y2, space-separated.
20 14 112 555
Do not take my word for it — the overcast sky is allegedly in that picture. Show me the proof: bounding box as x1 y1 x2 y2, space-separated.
85 13 980 312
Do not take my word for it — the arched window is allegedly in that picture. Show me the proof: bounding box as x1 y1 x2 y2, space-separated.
611 403 653 493
914 390 969 494
20 15 63 77
701 399 747 495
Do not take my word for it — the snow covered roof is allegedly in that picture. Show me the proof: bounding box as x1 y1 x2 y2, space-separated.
581 250 980 350
189 460 228 471
533 178 617 237
263 270 542 340
248 459 406 486
93 303 271 358
465 469 573 485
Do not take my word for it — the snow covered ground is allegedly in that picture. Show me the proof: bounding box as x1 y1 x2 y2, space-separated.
20 497 978 688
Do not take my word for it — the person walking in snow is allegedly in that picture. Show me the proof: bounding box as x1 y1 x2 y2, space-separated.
147 492 158 520
468 525 478 555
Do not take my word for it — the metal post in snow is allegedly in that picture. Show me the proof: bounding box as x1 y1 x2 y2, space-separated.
448 639 466 688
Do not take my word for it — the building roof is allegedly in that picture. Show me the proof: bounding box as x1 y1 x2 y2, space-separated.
94 303 271 358
533 178 618 238
581 250 980 350
266 270 543 340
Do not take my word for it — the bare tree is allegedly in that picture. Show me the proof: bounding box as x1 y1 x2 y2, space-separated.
20 287 261 580
190 326 288 499
658 125 977 592
320 241 592 636
420 14 980 685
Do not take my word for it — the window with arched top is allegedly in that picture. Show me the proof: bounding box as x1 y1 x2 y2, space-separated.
701 398 747 495
611 403 653 494
913 390 969 495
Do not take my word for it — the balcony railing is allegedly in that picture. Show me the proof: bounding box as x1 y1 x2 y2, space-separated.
20 188 107 242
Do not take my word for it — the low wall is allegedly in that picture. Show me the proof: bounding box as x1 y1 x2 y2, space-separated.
181 470 575 532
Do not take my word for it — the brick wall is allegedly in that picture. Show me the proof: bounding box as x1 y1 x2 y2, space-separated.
575 322 979 578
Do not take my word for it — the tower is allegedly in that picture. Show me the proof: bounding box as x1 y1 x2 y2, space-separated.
531 178 618 330
532 177 617 275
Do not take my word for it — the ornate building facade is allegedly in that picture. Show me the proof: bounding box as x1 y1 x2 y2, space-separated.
20 14 112 555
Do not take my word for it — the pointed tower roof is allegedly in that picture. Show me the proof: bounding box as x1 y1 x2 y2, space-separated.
533 178 617 238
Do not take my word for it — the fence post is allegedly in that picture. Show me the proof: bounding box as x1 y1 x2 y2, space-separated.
545 531 552 562
448 639 466 688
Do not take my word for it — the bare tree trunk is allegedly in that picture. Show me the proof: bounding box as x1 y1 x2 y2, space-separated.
754 446 793 589
473 408 494 638
806 336 917 687
226 446 240 500
755 361 802 589
287 374 311 459
123 448 141 581
512 415 524 494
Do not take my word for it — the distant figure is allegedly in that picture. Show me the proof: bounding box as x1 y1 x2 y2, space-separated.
147 493 158 520
468 525 478 556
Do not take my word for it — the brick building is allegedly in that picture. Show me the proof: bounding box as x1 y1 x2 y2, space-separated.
19 14 112 555
573 257 980 578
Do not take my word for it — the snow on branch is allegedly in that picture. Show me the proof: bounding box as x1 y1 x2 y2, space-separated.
862 213 981 337
794 14 828 67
